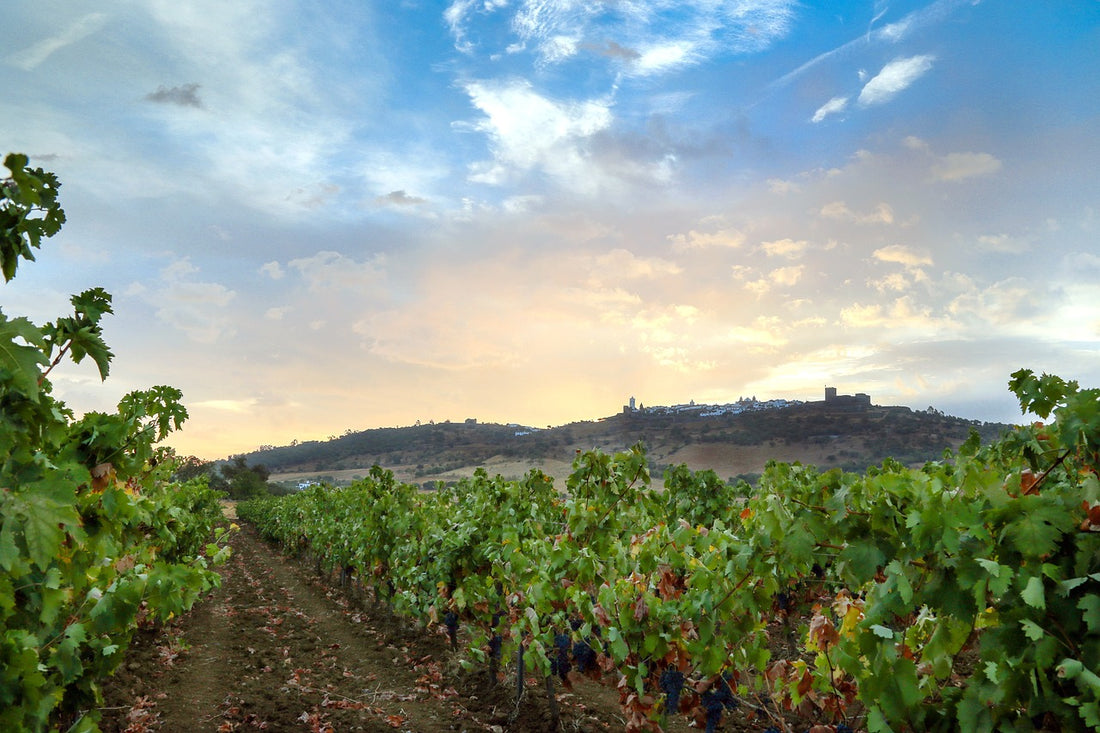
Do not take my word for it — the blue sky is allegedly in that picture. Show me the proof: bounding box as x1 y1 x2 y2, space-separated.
2 0 1098 459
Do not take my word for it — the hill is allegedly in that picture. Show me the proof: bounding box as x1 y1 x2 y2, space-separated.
244 399 1013 490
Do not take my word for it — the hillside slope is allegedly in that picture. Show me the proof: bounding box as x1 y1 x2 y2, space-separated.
247 402 1012 489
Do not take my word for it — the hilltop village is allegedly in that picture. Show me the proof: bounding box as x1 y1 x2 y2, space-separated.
618 386 869 418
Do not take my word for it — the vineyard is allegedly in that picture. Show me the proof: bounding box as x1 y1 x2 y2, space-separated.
239 370 1100 732
4 152 1100 732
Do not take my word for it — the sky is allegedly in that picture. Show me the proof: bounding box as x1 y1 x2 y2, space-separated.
2 0 1098 460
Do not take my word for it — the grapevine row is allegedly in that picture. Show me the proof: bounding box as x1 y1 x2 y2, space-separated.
239 369 1100 732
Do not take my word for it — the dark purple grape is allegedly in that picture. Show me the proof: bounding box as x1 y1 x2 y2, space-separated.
552 632 571 680
701 689 724 733
572 639 596 673
659 668 684 717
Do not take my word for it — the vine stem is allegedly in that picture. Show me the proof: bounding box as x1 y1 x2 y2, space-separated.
38 340 71 385
1031 448 1073 494
593 463 647 531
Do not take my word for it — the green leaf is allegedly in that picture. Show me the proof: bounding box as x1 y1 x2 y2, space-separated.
1001 499 1073 559
1079 595 1100 633
839 540 884 582
1020 619 1046 641
0 314 49 399
70 287 113 322
976 558 1001 577
19 492 80 571
607 626 629 660
1021 576 1046 609
1008 369 1077 419
64 323 113 381
50 623 88 684
0 512 19 571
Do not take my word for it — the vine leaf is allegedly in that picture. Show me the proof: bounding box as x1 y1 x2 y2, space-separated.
1021 576 1046 610
0 315 48 398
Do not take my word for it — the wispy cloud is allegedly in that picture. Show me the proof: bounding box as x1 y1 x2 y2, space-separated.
858 55 935 106
10 12 106 70
286 251 388 294
976 234 1027 254
445 0 797 75
820 201 894 225
771 0 969 89
812 96 849 123
668 227 746 250
140 259 238 344
587 249 682 283
931 152 1002 181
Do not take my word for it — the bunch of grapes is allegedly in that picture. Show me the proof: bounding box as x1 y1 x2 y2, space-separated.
700 676 738 733
572 638 597 673
551 632 572 680
659 668 685 717
443 610 459 648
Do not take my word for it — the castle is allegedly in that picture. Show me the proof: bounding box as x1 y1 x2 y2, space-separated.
824 386 871 408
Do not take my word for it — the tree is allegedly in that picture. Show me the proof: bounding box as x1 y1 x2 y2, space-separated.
213 455 274 499
172 454 212 482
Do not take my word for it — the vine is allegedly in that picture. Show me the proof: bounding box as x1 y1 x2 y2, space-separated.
1 153 230 732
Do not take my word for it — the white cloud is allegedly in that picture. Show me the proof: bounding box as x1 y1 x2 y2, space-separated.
287 251 387 293
759 238 809 259
161 258 199 280
819 201 894 225
948 277 1044 328
588 249 682 282
260 261 285 279
502 195 544 213
858 55 935 106
461 79 613 189
976 234 1027 254
769 265 804 286
1065 251 1100 272
931 152 1002 181
767 178 801 195
190 398 258 413
635 41 696 74
840 296 936 330
872 244 933 268
153 280 237 344
265 306 291 320
668 227 746 250
812 95 848 123
869 272 913 293
742 265 805 295
903 135 930 151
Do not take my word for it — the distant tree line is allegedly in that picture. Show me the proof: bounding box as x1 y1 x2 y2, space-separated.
174 455 291 500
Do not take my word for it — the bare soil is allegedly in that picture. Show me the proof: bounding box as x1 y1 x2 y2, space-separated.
98 523 827 732
96 525 671 732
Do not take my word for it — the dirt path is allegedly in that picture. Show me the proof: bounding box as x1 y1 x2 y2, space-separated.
98 525 635 732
